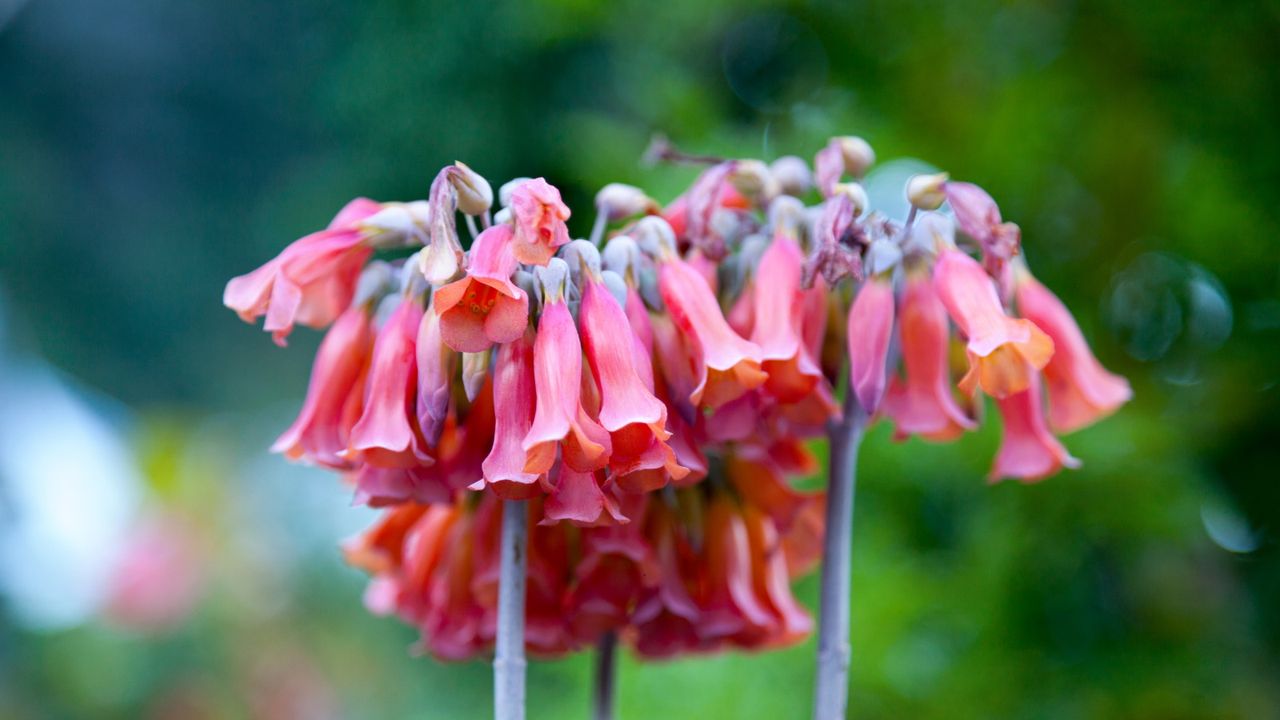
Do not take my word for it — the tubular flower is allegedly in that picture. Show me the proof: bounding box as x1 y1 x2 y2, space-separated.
509 178 571 266
272 305 375 468
882 268 977 441
521 266 612 475
477 329 541 499
933 246 1053 399
750 230 824 403
657 252 767 409
846 275 895 413
434 223 528 352
991 371 1082 482
580 270 686 489
347 296 432 469
224 198 384 345
1013 266 1133 433
943 181 1022 283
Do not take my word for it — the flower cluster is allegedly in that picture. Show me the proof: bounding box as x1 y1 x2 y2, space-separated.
225 136 1129 659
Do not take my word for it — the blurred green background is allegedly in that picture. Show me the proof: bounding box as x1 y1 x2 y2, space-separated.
2 0 1278 718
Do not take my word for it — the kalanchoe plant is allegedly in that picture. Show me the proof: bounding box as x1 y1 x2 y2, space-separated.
224 135 1130 720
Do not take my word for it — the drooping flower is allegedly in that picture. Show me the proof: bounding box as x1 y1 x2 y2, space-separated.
579 268 686 489
522 261 612 474
542 466 628 527
882 269 977 441
224 198 384 345
933 247 1053 398
477 329 541 499
657 252 767 409
347 296 432 469
509 178 571 266
1013 266 1132 433
272 305 375 468
990 371 1081 482
750 229 824 403
846 275 895 413
696 495 776 642
434 224 529 352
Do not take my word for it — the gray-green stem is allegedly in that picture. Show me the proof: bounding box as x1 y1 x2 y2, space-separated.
495 499 528 720
812 391 867 720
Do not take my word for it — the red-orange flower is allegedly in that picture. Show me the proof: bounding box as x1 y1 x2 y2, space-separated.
991 371 1081 482
434 224 528 352
272 305 374 468
933 247 1053 398
882 269 977 441
224 198 383 345
1014 267 1132 433
658 254 767 409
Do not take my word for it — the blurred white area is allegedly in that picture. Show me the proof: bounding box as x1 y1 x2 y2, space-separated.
0 358 142 630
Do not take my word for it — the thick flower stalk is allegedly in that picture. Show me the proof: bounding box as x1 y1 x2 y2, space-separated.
224 137 1129 720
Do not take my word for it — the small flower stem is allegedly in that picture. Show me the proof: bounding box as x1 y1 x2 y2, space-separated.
812 391 867 720
589 210 609 247
464 214 481 242
592 631 618 720
495 499 528 720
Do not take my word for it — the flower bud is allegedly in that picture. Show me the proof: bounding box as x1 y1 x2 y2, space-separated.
768 195 807 239
769 155 812 196
354 261 397 308
498 177 531 208
448 161 493 216
728 159 779 202
595 183 658 221
831 182 869 218
461 349 492 402
906 172 948 211
600 269 629 307
632 216 678 258
535 257 571 303
837 136 875 178
602 235 641 279
560 238 603 279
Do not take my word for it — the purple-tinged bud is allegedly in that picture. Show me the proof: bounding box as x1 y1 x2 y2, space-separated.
601 270 628 307
906 172 949 211
602 235 641 279
595 183 658 221
560 239 603 284
769 155 812 196
633 216 678 259
448 161 493 216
